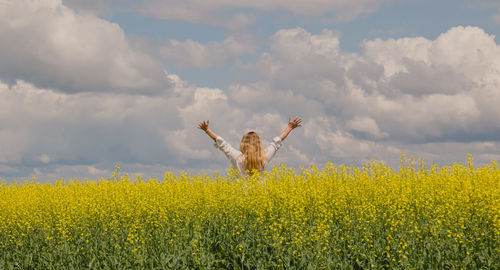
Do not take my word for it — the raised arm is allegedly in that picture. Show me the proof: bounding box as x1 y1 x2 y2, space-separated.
198 120 242 164
279 117 302 141
197 120 217 141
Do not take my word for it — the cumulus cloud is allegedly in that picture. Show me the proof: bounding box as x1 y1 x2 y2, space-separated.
304 117 401 165
0 0 167 94
231 25 500 165
139 0 398 27
3 11 500 180
346 116 388 139
0 79 176 165
0 72 292 180
160 36 255 68
0 72 305 179
168 86 245 163
0 76 181 179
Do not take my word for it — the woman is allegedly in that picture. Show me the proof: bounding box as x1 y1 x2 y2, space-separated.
197 117 302 175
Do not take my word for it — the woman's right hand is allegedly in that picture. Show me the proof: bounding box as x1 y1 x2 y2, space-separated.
279 116 302 141
288 117 302 129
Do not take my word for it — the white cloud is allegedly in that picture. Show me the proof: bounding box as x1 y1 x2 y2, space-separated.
303 117 400 165
139 0 398 27
363 26 500 85
3 16 500 180
166 130 212 161
38 154 52 164
0 0 167 94
171 85 248 164
0 73 262 179
230 26 500 166
0 73 306 179
160 37 254 68
346 116 388 139
0 78 182 178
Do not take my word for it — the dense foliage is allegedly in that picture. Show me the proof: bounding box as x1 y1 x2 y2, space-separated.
1 156 498 269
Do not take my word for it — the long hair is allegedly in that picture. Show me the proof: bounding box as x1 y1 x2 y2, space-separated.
239 131 266 174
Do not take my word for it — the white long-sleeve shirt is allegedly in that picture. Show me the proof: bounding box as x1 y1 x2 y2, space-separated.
214 136 283 174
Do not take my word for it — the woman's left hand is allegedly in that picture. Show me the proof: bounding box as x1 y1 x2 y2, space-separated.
197 120 209 132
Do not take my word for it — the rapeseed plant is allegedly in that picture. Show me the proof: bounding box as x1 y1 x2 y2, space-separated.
0 157 498 269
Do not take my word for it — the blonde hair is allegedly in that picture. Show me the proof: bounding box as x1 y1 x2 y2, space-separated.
239 131 266 174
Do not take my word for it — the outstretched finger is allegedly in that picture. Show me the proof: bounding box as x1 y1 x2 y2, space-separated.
295 118 302 127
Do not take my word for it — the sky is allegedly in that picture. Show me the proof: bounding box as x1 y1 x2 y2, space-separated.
1 0 500 181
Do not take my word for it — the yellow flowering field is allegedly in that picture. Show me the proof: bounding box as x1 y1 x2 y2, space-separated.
0 156 498 269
